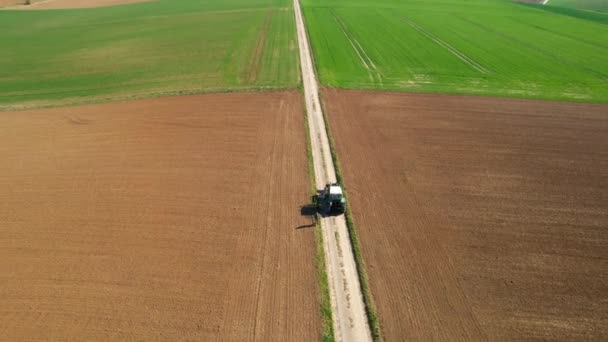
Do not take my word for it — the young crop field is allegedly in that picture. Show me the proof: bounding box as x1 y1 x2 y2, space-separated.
303 0 608 102
0 91 322 340
523 1 608 26
0 0 299 109
323 89 608 340
549 0 608 12
0 0 150 8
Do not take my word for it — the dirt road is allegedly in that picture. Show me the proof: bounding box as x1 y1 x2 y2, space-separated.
0 91 321 340
293 1 372 341
324 89 608 340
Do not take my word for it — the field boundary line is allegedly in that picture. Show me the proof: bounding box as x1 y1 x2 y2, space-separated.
0 86 295 112
402 17 489 74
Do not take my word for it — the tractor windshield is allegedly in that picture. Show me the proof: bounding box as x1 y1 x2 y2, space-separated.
327 185 343 201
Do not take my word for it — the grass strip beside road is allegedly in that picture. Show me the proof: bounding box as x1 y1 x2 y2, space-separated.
303 98 335 342
301 4 379 337
319 94 382 341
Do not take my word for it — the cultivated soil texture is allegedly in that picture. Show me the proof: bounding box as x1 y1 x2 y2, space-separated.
0 91 321 340
0 0 26 6
4 0 151 9
0 0 22 6
323 89 608 341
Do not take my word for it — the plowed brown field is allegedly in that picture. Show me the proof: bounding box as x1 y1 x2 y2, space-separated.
323 89 608 341
0 0 20 6
0 91 320 340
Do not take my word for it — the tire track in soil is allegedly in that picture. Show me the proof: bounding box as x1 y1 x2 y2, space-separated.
247 10 274 83
331 9 382 85
402 17 490 74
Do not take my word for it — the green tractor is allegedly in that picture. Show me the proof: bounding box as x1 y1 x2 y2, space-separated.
317 183 346 215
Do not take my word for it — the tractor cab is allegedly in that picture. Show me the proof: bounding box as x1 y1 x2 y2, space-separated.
318 183 346 215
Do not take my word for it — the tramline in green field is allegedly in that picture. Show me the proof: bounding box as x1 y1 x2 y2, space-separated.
549 0 608 13
302 0 608 102
0 0 299 109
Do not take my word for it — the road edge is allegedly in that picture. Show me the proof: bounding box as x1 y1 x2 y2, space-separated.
299 3 382 337
303 96 336 342
293 0 373 340
318 91 383 341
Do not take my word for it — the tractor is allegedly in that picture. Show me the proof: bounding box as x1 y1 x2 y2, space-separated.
317 183 346 215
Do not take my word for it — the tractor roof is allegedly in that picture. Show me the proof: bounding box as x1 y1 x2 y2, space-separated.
328 184 343 196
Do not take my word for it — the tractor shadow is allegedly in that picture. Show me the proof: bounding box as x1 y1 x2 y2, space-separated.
296 203 318 229
297 190 342 229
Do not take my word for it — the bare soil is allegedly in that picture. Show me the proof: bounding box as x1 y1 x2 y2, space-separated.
4 0 151 9
0 91 320 340
0 0 23 6
323 88 608 341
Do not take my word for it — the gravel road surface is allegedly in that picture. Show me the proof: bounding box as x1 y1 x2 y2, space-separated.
293 1 372 341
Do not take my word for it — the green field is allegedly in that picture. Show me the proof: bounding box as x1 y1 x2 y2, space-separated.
303 0 608 102
0 0 298 109
549 0 608 12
